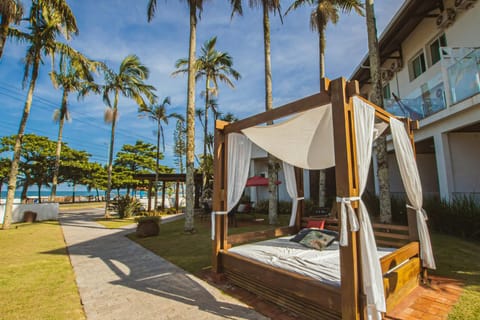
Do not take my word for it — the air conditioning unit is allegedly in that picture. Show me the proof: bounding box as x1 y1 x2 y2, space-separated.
436 9 456 28
381 70 394 83
390 59 403 72
454 0 477 10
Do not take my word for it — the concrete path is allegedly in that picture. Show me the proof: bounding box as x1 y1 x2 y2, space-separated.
60 209 267 320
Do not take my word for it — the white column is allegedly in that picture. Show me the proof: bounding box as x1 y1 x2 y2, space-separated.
434 133 454 201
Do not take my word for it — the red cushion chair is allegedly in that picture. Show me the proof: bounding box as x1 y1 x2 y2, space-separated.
307 219 325 229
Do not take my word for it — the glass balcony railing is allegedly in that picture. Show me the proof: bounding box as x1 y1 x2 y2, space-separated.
385 73 447 121
441 47 480 105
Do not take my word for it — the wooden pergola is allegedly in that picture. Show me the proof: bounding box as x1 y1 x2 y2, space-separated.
211 77 423 319
134 173 203 212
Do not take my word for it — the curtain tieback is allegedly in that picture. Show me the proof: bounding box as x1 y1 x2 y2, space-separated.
211 211 228 240
406 204 428 221
296 197 304 201
336 196 361 247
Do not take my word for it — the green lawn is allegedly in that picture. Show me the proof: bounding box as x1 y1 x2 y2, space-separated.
430 233 480 320
95 217 136 229
59 201 105 211
0 221 85 320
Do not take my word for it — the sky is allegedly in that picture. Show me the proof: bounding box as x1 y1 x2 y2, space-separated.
0 0 404 190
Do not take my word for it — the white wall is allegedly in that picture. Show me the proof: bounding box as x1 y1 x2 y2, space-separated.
449 132 480 194
0 203 59 224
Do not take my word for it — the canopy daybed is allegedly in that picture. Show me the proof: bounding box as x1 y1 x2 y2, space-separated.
211 77 435 320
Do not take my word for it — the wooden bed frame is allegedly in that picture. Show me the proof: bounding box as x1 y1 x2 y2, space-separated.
212 77 424 319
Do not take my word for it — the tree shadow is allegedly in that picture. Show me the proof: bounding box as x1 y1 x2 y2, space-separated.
43 212 265 320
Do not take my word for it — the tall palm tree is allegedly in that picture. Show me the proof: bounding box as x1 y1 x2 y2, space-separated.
84 55 156 218
365 0 391 222
173 36 240 197
138 96 184 211
285 0 363 208
2 0 79 230
147 0 204 232
49 53 99 202
231 0 282 225
0 0 23 59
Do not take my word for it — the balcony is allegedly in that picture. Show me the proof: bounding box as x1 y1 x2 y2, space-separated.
442 47 480 105
384 47 479 121
385 73 446 121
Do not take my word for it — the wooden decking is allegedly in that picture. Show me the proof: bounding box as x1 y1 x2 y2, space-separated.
385 275 463 320
203 272 463 320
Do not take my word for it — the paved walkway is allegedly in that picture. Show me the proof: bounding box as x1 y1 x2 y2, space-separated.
60 209 267 320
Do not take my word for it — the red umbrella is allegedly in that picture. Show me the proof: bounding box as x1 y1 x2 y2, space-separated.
245 175 281 187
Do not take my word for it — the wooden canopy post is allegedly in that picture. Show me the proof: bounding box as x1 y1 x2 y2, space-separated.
330 77 361 320
212 120 229 273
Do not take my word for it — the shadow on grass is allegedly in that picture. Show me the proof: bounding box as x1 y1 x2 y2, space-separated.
43 211 266 319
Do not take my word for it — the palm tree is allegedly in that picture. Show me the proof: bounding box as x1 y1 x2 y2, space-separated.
147 0 204 233
2 0 79 230
285 0 363 208
138 96 184 211
83 55 156 218
365 0 391 223
231 0 282 225
0 0 23 59
49 53 99 202
173 36 240 197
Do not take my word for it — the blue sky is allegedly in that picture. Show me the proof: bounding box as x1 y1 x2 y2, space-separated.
0 1 403 180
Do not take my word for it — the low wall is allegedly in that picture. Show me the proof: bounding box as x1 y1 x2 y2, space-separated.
0 203 59 224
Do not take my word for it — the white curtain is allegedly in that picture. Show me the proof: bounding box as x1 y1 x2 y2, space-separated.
390 118 436 269
282 162 303 227
352 97 386 319
211 133 252 240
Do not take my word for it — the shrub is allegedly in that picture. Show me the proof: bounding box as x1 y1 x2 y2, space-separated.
425 195 480 240
116 195 142 218
134 215 161 224
251 200 291 215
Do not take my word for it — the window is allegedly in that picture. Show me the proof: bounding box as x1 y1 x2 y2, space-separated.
409 52 426 80
429 33 447 65
383 83 391 100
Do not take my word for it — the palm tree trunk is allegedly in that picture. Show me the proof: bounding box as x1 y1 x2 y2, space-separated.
366 0 391 223
50 90 68 202
2 57 39 229
0 18 8 59
262 5 278 225
184 4 197 232
154 119 160 211
203 77 209 198
318 29 327 208
105 98 118 218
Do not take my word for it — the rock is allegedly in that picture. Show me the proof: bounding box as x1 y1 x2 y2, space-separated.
136 219 159 238
23 211 37 223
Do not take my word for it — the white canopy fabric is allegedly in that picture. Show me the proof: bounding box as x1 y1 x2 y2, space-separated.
242 104 335 170
390 118 436 269
211 133 252 240
282 162 303 227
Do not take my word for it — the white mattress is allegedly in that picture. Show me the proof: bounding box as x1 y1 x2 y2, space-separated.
228 236 394 287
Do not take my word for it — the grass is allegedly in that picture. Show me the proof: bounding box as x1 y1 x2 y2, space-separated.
430 233 480 320
0 221 85 320
128 213 290 274
95 216 136 229
59 201 105 211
